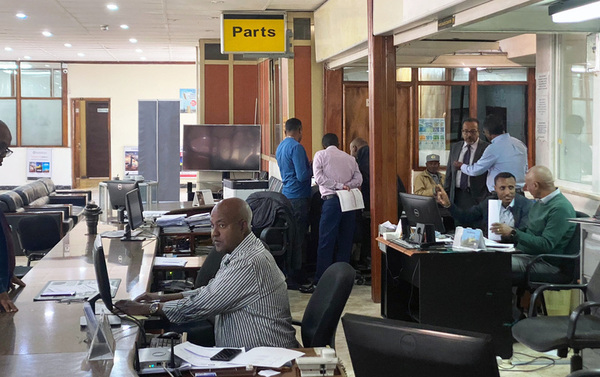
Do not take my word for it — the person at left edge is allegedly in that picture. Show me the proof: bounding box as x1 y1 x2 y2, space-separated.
275 118 311 289
115 198 299 350
0 119 26 313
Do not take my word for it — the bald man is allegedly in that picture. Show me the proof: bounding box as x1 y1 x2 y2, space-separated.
491 166 576 285
1 120 26 313
116 198 299 349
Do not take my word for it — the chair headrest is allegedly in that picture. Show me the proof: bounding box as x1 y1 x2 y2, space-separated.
40 178 56 193
0 191 24 212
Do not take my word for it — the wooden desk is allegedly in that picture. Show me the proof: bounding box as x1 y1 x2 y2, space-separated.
377 237 513 359
1 221 157 376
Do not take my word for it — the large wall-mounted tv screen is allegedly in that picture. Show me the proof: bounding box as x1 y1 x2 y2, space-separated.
182 124 261 172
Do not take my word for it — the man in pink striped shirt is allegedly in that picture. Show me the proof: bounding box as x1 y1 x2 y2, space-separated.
301 134 362 293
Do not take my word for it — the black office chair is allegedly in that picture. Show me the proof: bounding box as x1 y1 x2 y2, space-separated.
512 260 600 372
293 262 355 348
246 192 296 266
520 210 588 315
17 215 62 266
567 371 600 377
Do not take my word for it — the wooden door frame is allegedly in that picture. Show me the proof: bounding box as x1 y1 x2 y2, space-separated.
70 98 111 188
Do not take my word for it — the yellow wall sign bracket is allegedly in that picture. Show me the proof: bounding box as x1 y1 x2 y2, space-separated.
221 13 287 54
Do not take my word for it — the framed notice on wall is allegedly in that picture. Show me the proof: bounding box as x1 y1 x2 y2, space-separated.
124 146 139 176
26 149 52 178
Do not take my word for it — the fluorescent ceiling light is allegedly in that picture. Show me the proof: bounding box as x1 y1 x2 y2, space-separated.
5 47 13 51
549 0 600 23
120 24 129 29
42 31 53 37
23 56 31 60
16 12 27 19
77 52 85 57
107 4 119 11
135 48 143 53
129 38 138 43
64 43 72 48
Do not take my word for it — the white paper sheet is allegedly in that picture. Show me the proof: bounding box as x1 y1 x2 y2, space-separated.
174 342 245 369
154 257 188 267
488 199 502 241
232 347 304 368
336 188 365 212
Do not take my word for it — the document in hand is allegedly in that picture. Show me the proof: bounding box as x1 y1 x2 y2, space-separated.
487 199 502 241
336 188 365 212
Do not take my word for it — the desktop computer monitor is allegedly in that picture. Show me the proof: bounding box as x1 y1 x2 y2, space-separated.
105 180 139 223
121 188 145 242
90 235 115 313
399 192 445 233
342 313 500 377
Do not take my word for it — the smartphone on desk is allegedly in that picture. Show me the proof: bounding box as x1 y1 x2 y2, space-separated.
210 348 242 361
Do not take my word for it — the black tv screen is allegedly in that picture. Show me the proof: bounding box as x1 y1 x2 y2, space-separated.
183 124 261 171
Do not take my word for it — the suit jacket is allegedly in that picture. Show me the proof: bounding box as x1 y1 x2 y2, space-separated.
449 194 533 237
444 139 490 205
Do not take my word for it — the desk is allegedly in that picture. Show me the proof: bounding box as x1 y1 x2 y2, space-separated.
377 237 513 359
1 221 157 376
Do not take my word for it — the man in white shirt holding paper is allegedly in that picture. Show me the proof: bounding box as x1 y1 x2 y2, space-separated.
300 133 362 293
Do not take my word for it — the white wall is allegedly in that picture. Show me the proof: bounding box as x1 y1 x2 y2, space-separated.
68 63 197 181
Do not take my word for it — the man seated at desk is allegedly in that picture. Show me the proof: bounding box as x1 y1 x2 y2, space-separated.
116 197 299 350
435 172 533 240
414 154 445 197
489 166 576 285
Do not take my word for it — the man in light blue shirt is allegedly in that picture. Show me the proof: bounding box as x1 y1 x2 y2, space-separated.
275 118 312 288
454 114 527 193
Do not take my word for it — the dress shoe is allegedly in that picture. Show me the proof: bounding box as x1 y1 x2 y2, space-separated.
299 283 316 294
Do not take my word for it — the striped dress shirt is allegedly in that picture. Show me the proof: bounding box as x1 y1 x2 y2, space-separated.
162 232 299 349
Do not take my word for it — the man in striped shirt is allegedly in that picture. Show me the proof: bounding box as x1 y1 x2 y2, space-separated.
116 198 299 349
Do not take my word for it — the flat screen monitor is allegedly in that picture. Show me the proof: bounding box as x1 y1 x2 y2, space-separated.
90 235 115 313
399 192 445 233
182 124 261 171
342 313 500 377
105 180 139 223
122 188 145 242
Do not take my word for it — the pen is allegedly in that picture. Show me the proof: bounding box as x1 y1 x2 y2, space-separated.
41 291 76 297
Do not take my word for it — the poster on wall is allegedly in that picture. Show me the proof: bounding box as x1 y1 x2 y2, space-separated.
26 149 52 178
418 118 446 151
124 146 139 176
536 72 549 142
180 89 197 113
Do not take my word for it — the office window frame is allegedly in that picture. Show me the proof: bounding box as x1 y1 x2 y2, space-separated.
0 61 68 147
413 67 535 169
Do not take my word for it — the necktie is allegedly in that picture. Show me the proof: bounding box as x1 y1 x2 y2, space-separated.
460 145 471 190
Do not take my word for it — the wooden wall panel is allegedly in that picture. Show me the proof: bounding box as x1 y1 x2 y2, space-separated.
233 65 259 124
324 68 343 137
204 65 229 124
343 84 369 152
258 60 271 168
294 46 313 156
396 86 412 194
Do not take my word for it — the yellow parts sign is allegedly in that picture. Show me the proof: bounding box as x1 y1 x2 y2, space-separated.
221 13 287 54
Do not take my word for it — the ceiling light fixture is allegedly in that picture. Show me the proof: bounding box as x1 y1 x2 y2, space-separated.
129 38 137 43
77 52 85 57
549 0 600 23
64 43 72 48
5 47 13 51
107 4 119 11
42 31 53 37
140 57 147 60
135 48 143 53
120 24 129 29
16 12 27 19
24 56 31 60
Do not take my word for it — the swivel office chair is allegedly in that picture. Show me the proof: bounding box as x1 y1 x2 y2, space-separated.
512 261 600 372
293 262 355 348
17 215 62 266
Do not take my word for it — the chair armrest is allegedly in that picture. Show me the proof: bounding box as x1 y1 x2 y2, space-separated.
55 189 92 201
259 226 288 257
25 204 72 217
49 194 87 207
525 253 580 285
528 282 588 317
567 301 600 340
292 319 302 327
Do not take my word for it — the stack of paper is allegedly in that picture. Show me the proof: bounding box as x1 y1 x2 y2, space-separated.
154 257 188 267
155 214 187 227
185 212 211 228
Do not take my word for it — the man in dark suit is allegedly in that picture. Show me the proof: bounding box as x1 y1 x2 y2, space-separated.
436 172 533 240
444 118 490 212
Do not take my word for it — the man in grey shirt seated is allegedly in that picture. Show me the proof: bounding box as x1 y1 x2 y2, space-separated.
116 198 299 349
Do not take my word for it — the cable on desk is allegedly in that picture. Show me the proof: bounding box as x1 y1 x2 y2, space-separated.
113 306 148 348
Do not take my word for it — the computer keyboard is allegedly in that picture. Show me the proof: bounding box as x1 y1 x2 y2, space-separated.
149 336 182 348
389 238 420 249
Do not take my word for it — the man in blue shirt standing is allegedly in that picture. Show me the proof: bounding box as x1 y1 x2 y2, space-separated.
275 118 312 289
454 114 528 193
